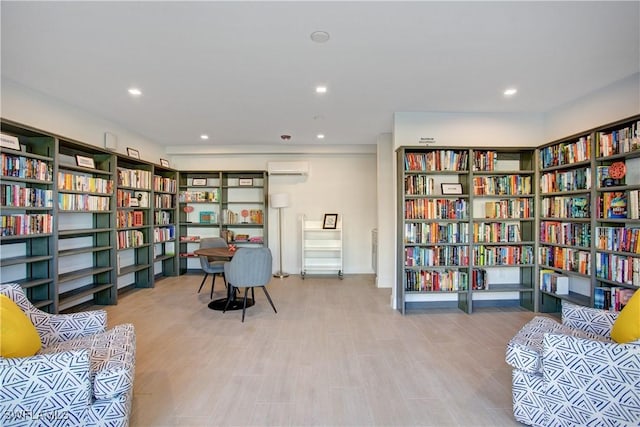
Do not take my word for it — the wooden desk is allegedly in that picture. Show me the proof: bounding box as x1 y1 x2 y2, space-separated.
193 247 253 311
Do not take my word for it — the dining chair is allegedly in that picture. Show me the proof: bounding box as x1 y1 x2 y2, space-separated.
197 237 228 298
223 247 276 322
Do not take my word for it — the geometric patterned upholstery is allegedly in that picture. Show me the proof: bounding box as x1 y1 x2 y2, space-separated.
506 302 640 427
0 283 136 427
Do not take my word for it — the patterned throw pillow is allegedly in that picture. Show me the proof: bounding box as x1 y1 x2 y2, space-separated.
0 294 42 357
611 289 640 344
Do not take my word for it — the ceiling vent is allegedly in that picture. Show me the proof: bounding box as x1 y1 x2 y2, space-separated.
267 161 309 176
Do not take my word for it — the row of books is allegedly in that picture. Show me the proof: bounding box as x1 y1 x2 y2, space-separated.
473 245 534 266
57 171 113 193
404 150 469 172
595 253 640 286
404 175 435 196
404 222 469 244
539 167 591 193
153 225 175 243
473 222 521 243
539 246 591 275
221 209 264 225
539 270 569 294
539 221 591 247
0 213 52 236
596 165 624 188
58 194 110 211
116 229 145 250
1 154 53 181
154 211 172 226
178 190 218 203
539 136 591 169
153 175 176 193
154 194 174 210
472 175 532 196
595 121 640 157
117 167 152 189
404 246 469 267
484 198 532 219
116 189 148 208
1 185 53 208
539 195 589 219
472 150 497 172
404 199 468 220
471 268 487 290
116 210 144 228
404 269 468 292
597 192 627 219
595 226 640 254
594 286 637 311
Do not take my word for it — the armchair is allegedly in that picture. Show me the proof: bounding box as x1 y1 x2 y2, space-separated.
0 283 136 427
506 302 640 426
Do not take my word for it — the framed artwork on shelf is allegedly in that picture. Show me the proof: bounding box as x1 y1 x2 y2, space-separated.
441 183 463 195
160 158 170 167
323 213 338 229
127 147 140 159
191 178 207 186
238 178 253 186
75 154 96 169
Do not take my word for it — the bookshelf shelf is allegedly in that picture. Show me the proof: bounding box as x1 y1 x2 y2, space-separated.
1 122 56 312
301 216 343 279
397 147 536 314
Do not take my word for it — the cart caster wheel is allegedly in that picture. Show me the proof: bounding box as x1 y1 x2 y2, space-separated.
338 270 343 280
301 271 305 280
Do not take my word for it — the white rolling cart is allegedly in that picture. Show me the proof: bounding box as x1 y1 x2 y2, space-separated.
300 214 343 279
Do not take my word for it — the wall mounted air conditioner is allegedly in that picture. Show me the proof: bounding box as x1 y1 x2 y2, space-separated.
267 161 309 176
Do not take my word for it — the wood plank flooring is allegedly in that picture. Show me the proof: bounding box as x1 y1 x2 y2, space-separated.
102 274 535 426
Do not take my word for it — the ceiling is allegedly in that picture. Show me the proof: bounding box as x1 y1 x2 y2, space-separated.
2 1 639 147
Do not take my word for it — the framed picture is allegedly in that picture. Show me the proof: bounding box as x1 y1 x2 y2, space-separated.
160 158 170 167
0 133 20 150
441 183 463 195
323 213 338 229
238 178 253 186
192 178 207 186
127 147 140 159
75 154 96 169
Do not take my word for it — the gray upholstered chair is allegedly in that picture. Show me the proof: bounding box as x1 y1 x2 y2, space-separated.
197 237 228 298
0 283 136 426
223 247 276 322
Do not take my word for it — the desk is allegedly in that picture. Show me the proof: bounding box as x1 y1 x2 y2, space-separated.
193 247 254 311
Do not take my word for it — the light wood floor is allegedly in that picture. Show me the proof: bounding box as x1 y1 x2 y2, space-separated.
102 274 536 426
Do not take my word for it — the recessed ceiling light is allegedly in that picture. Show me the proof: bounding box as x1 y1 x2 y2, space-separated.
200 134 209 140
128 88 142 96
317 134 325 140
316 86 327 94
504 88 518 96
310 31 330 43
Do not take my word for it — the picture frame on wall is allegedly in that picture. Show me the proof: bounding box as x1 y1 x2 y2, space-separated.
75 154 96 169
441 183 463 195
322 213 338 229
127 147 140 159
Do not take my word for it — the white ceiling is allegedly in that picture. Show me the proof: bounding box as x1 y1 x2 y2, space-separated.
2 1 639 147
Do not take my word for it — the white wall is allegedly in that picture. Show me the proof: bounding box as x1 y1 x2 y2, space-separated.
376 133 395 290
1 79 162 161
169 153 377 276
544 72 640 141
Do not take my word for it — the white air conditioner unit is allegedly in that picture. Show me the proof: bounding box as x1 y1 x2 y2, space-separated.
267 161 309 176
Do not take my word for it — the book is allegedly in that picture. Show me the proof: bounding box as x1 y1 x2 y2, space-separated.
199 211 216 224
